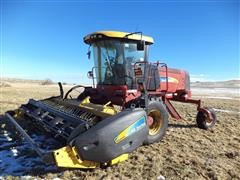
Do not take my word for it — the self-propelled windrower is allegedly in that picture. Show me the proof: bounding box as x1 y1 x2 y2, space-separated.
5 31 217 168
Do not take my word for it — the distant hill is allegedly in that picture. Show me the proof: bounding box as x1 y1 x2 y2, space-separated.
191 80 240 88
1 77 45 84
1 77 240 88
1 77 74 85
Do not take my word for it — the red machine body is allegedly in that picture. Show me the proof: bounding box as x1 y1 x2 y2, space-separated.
93 66 192 106
159 68 190 94
89 65 203 121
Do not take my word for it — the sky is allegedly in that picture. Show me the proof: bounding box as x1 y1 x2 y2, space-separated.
0 0 239 84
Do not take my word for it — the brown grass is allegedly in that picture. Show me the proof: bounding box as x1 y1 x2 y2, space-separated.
40 78 55 85
0 82 11 88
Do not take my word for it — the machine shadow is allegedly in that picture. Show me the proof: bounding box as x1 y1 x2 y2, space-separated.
168 123 197 129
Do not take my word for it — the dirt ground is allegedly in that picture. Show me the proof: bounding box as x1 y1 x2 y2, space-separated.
0 80 239 179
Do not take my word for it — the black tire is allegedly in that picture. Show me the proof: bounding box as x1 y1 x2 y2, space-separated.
196 108 217 129
144 101 169 145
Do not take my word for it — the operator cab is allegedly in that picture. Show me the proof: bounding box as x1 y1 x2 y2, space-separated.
84 31 154 89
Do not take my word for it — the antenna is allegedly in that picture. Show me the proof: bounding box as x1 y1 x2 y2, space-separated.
135 25 139 32
124 32 143 39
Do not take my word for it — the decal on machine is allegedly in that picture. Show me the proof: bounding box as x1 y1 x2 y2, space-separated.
160 77 179 83
114 116 146 144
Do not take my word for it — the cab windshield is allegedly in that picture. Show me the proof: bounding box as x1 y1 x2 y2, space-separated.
92 40 147 87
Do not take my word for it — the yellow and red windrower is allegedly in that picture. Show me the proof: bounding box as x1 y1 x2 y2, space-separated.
4 31 217 168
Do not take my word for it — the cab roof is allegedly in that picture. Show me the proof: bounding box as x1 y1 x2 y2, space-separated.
84 31 154 45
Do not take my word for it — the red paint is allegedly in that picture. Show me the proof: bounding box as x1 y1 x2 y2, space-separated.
147 116 154 126
86 62 207 121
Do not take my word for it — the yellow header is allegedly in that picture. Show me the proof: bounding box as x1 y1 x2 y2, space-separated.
84 31 154 44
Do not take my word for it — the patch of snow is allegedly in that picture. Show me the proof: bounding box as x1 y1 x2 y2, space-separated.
213 108 240 114
193 96 236 100
0 130 59 176
191 87 240 99
53 178 63 180
6 136 12 141
157 175 166 180
20 175 33 180
11 148 18 156
3 132 12 141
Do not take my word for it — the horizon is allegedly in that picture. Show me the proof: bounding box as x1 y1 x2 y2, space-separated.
1 0 239 84
1 75 240 84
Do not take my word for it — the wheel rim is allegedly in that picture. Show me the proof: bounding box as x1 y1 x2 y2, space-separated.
148 109 163 136
204 111 215 126
205 114 214 126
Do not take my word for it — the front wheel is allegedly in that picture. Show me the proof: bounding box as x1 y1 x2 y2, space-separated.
144 101 169 145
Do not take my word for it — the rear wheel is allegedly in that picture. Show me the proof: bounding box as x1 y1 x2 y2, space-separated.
196 108 217 129
144 101 168 145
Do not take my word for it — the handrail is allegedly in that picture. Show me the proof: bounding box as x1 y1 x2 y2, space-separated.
91 66 96 87
159 63 168 92
133 61 148 88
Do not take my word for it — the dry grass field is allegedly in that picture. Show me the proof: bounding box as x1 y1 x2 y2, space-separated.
0 79 239 179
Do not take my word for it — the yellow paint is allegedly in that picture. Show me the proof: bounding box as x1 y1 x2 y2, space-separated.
80 96 91 104
169 77 179 83
110 154 129 165
80 96 118 116
114 126 131 144
53 146 99 168
53 146 128 168
84 31 154 44
114 117 146 144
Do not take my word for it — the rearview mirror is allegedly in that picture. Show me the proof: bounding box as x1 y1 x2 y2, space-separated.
87 45 91 60
137 40 145 51
87 50 91 60
87 71 93 79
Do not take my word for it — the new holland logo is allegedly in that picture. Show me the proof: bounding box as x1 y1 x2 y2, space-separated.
114 117 146 144
160 77 179 83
